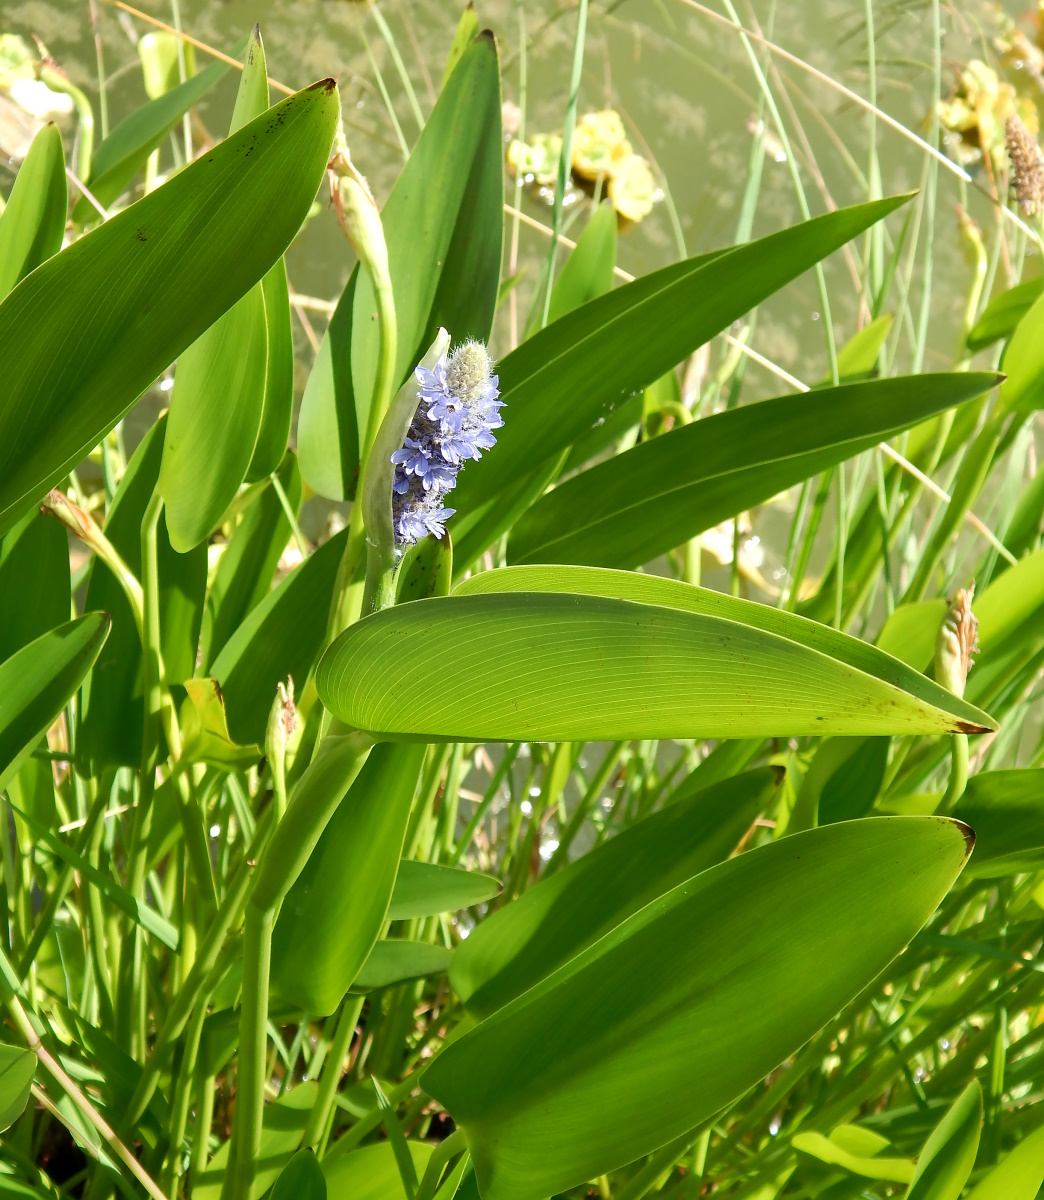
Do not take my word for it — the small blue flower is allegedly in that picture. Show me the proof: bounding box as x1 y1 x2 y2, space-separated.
391 341 502 547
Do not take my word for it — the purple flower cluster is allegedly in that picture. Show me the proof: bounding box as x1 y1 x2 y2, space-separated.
391 342 504 546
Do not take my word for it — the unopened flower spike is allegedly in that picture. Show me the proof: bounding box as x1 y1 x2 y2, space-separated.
935 586 979 699
390 340 504 547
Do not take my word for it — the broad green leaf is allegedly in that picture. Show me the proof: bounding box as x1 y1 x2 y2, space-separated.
0 509 70 662
967 278 1042 352
422 817 972 1200
352 940 454 992
876 600 947 670
451 766 781 1019
0 1045 35 1132
0 123 66 302
450 195 911 517
0 615 110 793
211 527 347 745
546 202 617 326
966 1120 1044 1200
508 372 999 569
273 1149 326 1200
792 1130 913 1183
388 861 501 921
160 281 269 550
271 743 426 1015
178 677 260 769
817 737 890 825
997 285 1044 416
199 453 302 673
317 590 993 743
450 566 993 734
8 756 58 856
1000 457 1044 563
298 34 502 500
194 1082 318 1200
72 53 232 219
78 415 207 770
952 769 1044 877
0 78 339 539
323 1140 434 1200
9 801 178 948
907 1081 982 1200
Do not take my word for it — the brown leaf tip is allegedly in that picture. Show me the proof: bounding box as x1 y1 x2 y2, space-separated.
951 819 976 857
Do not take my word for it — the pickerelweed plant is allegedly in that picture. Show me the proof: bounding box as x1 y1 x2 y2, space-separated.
2 7 1044 1200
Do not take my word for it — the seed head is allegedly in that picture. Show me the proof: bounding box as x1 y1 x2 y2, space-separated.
1005 113 1044 215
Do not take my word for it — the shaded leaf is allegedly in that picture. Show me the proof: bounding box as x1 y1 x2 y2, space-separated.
0 123 66 302
389 861 501 922
352 940 454 992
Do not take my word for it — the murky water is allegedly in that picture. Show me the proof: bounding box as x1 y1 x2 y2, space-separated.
0 0 1024 582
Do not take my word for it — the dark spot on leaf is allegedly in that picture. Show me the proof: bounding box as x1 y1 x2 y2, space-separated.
136 226 148 242
956 719 991 734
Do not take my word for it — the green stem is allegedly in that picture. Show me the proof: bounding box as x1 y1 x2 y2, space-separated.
539 0 589 328
302 995 363 1152
939 733 969 814
413 1129 467 1200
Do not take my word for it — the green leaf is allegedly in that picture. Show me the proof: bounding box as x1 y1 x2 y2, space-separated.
273 1149 327 1200
298 34 502 501
396 534 453 603
194 1082 317 1200
0 1045 35 1132
389 861 502 921
876 599 948 670
317 586 993 743
967 278 1042 352
178 677 260 769
996 285 1044 416
73 53 232 219
791 1129 913 1183
508 372 999 569
0 615 110 793
966 1120 1044 1200
78 415 207 770
323 1140 434 1200
271 743 426 1015
352 940 454 992
249 258 295 480
451 766 780 1019
443 4 479 88
0 123 66 303
0 78 340 539
422 817 972 1200
199 453 302 673
546 203 617 326
450 195 911 517
952 769 1044 877
8 800 178 949
455 565 991 731
210 527 347 745
160 280 269 550
907 1081 982 1200
832 313 893 380
0 509 70 663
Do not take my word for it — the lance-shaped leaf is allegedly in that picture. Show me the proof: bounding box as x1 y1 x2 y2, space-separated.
908 1081 982 1200
271 743 427 1015
0 614 110 792
454 566 991 732
352 940 454 992
452 766 781 1019
389 861 501 921
966 1120 1044 1200
422 817 972 1200
967 278 1042 351
298 33 502 501
508 372 1000 569
0 78 339 539
317 567 993 741
0 1046 36 1132
450 195 911 516
0 509 70 663
0 122 66 302
952 769 1044 877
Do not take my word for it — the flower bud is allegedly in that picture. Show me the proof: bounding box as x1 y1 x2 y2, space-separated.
934 587 979 699
327 134 390 295
266 677 296 817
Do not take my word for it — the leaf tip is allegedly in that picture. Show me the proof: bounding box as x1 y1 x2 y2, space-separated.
951 819 976 858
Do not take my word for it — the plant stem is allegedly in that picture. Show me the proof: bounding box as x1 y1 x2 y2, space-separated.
302 994 363 1151
939 733 969 814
